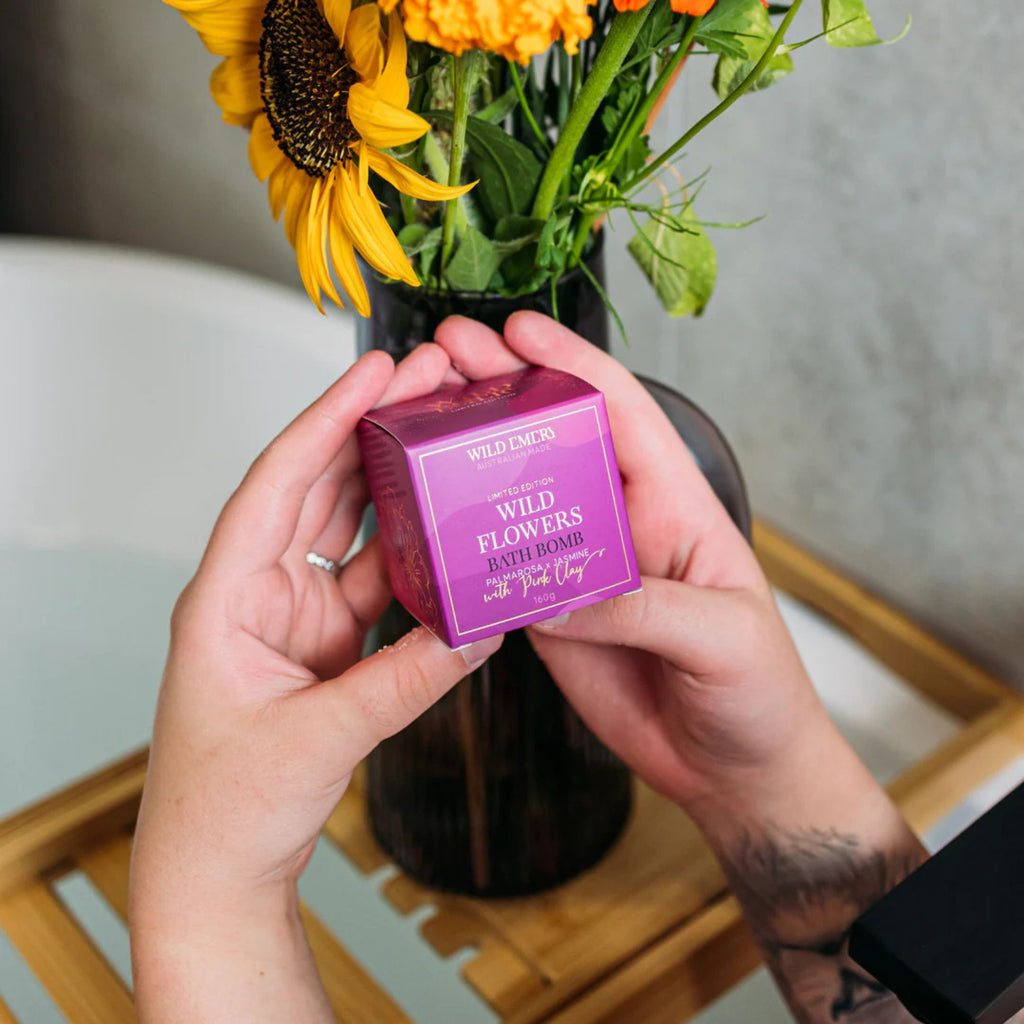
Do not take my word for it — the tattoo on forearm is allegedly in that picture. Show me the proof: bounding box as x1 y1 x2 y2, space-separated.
719 823 927 1023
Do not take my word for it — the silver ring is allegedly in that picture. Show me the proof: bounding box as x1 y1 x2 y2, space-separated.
306 551 342 577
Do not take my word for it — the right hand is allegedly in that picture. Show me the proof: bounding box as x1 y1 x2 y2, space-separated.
439 313 926 1024
435 311 849 821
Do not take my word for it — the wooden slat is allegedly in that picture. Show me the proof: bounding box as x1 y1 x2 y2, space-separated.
890 702 1024 834
0 750 146 899
544 897 760 1024
418 907 545 1015
754 521 1010 720
350 782 727 1018
0 882 135 1023
451 784 726 985
78 831 133 922
462 940 547 1018
0 993 18 1024
300 904 412 1023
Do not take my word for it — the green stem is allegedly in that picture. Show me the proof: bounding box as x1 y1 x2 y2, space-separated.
422 129 468 241
569 210 599 266
557 47 570 128
613 16 700 167
508 61 549 154
623 0 803 192
441 52 474 275
399 188 417 227
530 5 655 222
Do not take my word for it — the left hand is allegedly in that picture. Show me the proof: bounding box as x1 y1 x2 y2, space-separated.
130 344 501 1022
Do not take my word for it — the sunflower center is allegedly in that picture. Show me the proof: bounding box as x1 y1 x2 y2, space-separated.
259 0 359 178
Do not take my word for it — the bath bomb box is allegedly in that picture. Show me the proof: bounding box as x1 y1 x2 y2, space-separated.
357 367 640 648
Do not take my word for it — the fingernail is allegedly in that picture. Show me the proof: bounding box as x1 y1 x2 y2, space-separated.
459 634 503 671
534 612 570 630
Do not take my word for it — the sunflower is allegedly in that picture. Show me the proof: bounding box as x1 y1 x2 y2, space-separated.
166 0 472 314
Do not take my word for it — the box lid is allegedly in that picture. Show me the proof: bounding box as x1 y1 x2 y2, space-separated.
361 367 596 447
850 780 1024 1024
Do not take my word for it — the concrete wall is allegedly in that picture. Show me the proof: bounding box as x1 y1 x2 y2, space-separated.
3 0 1022 683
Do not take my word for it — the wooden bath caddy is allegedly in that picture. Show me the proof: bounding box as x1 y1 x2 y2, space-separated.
3 521 1023 1023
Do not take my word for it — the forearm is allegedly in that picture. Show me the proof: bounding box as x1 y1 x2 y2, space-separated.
688 721 927 1024
131 882 334 1024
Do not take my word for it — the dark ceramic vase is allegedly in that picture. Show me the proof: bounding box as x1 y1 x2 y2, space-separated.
356 240 749 897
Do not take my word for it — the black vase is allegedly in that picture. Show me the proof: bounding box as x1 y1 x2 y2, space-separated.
356 241 750 897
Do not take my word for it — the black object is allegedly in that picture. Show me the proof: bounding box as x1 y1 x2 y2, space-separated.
356 240 750 895
850 781 1024 1024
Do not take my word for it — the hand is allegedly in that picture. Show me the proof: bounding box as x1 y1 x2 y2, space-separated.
434 312 855 820
435 313 927 1024
130 344 502 1022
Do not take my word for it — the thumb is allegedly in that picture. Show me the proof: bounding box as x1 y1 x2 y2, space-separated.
531 576 743 675
312 628 503 762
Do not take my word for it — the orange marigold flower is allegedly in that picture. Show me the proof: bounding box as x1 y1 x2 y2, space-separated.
380 0 593 63
614 0 769 15
669 0 716 13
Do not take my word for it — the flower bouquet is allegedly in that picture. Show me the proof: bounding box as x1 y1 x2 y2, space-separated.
166 0 903 895
167 0 902 323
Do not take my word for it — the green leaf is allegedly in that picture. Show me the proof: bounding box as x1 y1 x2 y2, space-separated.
427 112 543 222
492 215 544 293
492 214 543 255
713 50 794 99
537 217 566 274
494 214 543 241
633 0 675 57
822 0 910 47
444 226 502 292
615 134 653 185
399 224 442 284
696 0 774 59
628 205 717 318
475 87 519 124
398 223 427 251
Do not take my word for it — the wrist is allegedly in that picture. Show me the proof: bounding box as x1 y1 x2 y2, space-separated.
131 872 301 971
683 713 896 847
131 880 332 1023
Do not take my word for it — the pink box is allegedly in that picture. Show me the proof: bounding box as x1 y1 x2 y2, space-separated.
357 367 641 648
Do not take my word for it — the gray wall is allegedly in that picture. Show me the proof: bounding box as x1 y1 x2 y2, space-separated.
3 1 1023 684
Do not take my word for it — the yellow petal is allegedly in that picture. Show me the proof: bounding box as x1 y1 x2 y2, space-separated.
194 31 258 56
347 82 429 150
284 172 314 246
268 161 297 221
365 147 476 202
182 2 264 56
323 0 350 43
210 54 262 126
325 167 371 315
328 219 371 316
344 4 384 82
335 162 418 287
357 140 370 195
309 175 343 309
249 114 284 183
295 182 324 313
163 0 234 11
376 10 409 109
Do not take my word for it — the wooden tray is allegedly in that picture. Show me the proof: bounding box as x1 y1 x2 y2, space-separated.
3 521 1023 1023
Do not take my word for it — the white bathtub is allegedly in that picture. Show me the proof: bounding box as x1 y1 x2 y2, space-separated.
0 237 355 816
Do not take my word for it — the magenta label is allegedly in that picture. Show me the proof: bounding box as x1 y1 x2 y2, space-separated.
415 404 636 640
